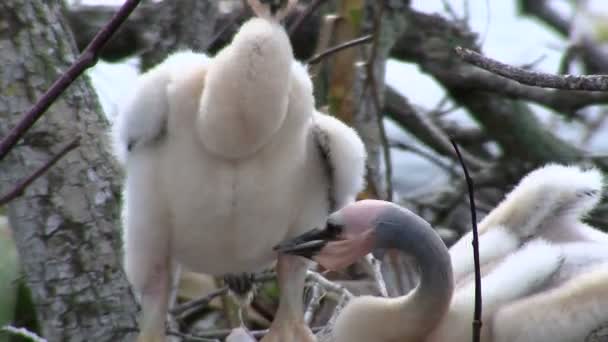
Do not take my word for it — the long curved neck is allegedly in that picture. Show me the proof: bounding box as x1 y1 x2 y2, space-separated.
375 207 454 338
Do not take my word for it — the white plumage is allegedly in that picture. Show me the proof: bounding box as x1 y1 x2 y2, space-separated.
436 164 608 342
113 3 366 340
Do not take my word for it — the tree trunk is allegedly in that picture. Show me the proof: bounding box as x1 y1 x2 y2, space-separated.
139 0 219 70
0 1 138 341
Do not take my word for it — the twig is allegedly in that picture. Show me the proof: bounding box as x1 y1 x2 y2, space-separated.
1 326 47 342
363 254 388 297
167 329 219 342
181 327 324 340
307 35 372 65
0 0 141 161
314 292 350 340
364 1 393 202
455 46 608 91
389 140 457 177
304 283 324 325
170 286 228 316
450 139 482 342
171 271 276 320
0 138 80 206
306 270 353 300
288 0 328 36
204 9 244 52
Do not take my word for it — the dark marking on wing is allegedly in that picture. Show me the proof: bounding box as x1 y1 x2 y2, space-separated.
312 124 336 213
126 116 168 154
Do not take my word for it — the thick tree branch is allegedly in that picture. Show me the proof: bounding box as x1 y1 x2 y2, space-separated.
455 46 608 91
66 2 323 63
0 0 141 162
384 86 488 170
518 0 608 73
391 9 582 166
456 66 608 113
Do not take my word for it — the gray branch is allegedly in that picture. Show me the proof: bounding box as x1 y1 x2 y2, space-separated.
455 46 608 91
391 9 582 167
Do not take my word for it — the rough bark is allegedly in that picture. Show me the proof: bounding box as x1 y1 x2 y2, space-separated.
0 1 138 341
350 0 410 201
137 0 219 71
65 1 321 64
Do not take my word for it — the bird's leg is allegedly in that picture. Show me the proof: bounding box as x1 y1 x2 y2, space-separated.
136 264 171 342
260 255 316 342
123 186 172 342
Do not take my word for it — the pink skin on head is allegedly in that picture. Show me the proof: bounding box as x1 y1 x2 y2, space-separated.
313 200 396 271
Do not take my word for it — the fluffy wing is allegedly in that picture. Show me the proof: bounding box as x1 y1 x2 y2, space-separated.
312 112 367 212
112 50 209 164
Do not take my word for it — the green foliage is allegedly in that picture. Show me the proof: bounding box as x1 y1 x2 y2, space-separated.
0 219 18 342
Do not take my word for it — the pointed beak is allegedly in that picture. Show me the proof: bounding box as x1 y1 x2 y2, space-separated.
274 227 340 259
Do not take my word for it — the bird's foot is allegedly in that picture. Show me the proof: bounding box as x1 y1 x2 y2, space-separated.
247 0 296 21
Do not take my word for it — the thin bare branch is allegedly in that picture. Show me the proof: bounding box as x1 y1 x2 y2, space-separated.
304 283 324 325
167 329 219 342
170 286 228 317
306 270 354 300
0 0 141 161
390 140 457 177
0 138 80 206
180 327 324 340
363 254 388 297
450 139 482 342
288 0 328 37
1 326 47 342
364 1 393 202
307 35 372 65
455 46 608 91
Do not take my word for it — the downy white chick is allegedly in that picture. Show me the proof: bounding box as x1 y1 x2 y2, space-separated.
112 0 366 340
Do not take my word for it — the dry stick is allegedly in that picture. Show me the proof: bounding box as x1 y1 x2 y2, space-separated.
0 138 80 206
167 329 219 342
364 0 393 202
171 271 276 318
307 35 372 65
175 326 324 340
170 286 228 316
303 283 323 325
0 0 142 162
288 0 328 36
306 270 354 299
454 46 608 91
450 139 482 342
204 9 244 52
363 254 388 297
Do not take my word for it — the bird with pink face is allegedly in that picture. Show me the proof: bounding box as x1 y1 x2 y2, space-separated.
277 164 608 342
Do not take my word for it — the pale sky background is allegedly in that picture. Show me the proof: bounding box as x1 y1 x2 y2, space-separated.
84 0 608 194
